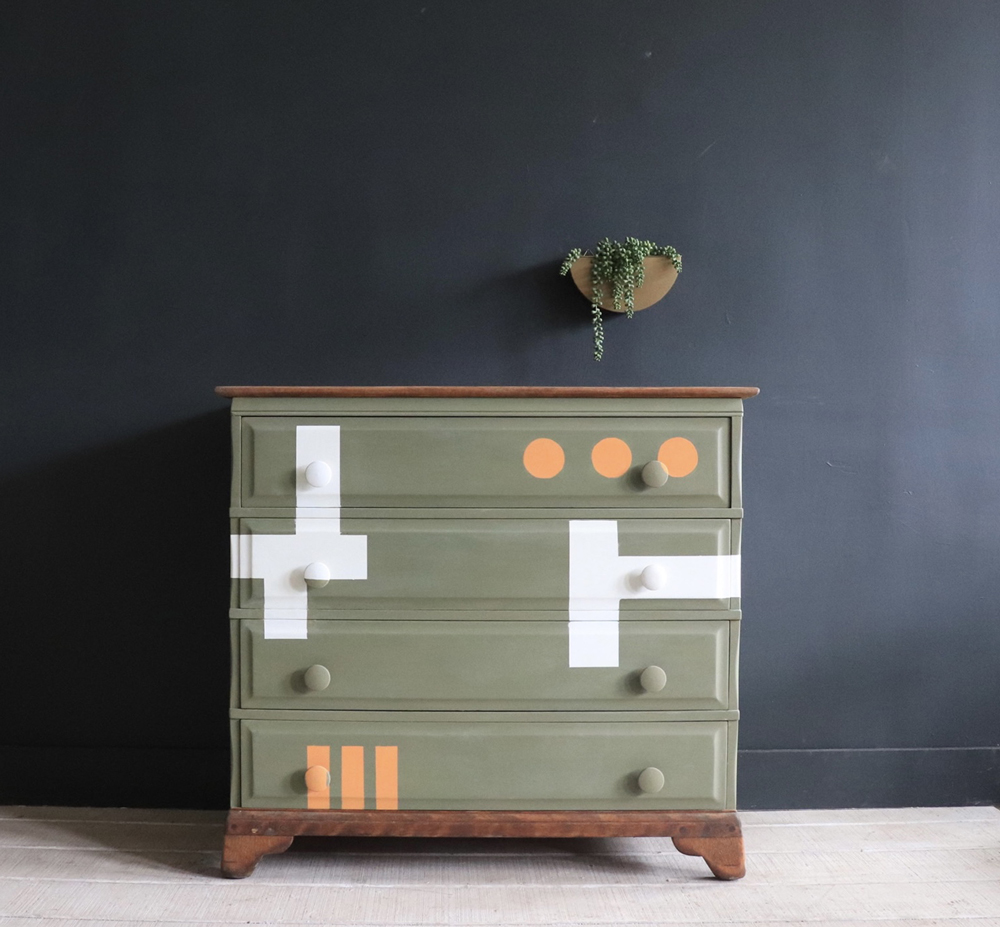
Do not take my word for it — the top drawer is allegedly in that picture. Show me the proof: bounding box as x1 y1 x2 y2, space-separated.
239 416 733 510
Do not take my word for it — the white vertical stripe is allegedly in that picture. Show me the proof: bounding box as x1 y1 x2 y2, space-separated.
263 611 309 640
296 425 342 518
231 425 368 640
567 519 741 667
568 620 620 668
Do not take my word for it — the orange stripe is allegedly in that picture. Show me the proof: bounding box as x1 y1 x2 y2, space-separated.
341 746 365 809
375 746 398 810
306 745 330 810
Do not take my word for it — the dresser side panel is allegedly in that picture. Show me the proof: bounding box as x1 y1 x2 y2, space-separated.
229 620 240 709
229 412 242 510
729 617 741 712
727 720 739 809
229 719 242 808
730 413 743 510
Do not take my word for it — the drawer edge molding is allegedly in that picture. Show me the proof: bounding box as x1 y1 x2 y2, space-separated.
239 617 734 712
232 507 746 520
240 416 735 510
229 608 743 621
230 708 741 722
234 517 738 646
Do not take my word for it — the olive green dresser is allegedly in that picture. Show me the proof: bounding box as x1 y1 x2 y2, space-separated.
217 386 758 879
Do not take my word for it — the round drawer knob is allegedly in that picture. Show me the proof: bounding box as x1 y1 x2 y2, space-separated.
303 664 331 691
303 562 331 587
641 460 669 487
305 460 333 487
638 766 665 793
640 564 666 590
304 765 331 792
639 665 667 692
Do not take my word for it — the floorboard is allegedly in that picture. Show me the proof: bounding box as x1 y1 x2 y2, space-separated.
0 806 997 925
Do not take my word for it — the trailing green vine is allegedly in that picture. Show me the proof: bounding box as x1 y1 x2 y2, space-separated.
560 237 682 361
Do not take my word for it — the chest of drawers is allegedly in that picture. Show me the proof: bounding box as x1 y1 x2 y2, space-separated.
218 386 757 879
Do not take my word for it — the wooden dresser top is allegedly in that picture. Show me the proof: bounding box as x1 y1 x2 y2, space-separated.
216 386 759 399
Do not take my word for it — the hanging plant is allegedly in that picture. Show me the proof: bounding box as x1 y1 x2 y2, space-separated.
560 237 682 361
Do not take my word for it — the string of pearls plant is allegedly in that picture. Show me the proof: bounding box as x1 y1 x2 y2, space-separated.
560 237 682 361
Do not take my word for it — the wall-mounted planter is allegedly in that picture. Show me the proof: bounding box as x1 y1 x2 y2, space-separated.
569 256 679 313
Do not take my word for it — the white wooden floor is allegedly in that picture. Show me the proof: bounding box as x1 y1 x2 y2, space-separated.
0 806 998 926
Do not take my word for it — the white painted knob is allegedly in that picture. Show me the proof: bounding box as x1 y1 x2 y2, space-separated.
305 460 333 487
303 562 331 587
640 665 667 692
640 564 666 590
638 766 665 793
641 460 669 487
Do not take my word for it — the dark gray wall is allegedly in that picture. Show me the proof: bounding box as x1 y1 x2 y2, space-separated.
3 1 998 809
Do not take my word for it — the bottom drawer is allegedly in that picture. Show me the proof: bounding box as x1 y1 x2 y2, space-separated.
240 717 735 811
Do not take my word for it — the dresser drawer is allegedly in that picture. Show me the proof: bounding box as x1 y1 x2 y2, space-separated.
234 517 736 611
240 416 732 509
238 617 735 711
240 717 733 811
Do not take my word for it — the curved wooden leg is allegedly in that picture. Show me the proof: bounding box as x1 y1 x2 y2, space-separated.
672 834 745 880
221 834 294 879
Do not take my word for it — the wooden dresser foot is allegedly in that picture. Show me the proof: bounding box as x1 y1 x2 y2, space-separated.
672 834 745 880
221 834 294 879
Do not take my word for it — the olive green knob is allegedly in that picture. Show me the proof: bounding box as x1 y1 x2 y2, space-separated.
638 766 665 793
639 665 667 693
641 460 669 487
303 664 331 691
304 765 330 792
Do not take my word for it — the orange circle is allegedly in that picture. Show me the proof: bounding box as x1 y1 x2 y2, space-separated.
658 437 698 477
591 437 632 478
523 438 565 478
